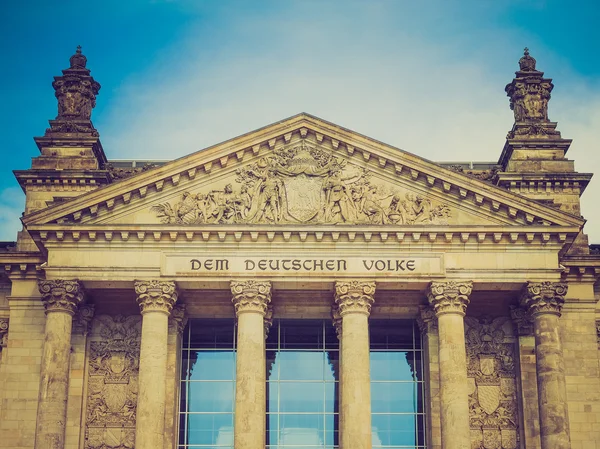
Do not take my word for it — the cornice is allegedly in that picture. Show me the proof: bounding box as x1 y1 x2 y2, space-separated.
21 114 585 229
27 224 579 254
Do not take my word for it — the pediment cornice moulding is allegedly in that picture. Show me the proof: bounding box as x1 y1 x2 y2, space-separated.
22 114 585 228
27 224 579 252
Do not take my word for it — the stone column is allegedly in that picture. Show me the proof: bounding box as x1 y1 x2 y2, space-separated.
334 280 376 449
427 280 472 449
231 280 272 449
520 281 571 449
35 279 84 449
134 280 178 449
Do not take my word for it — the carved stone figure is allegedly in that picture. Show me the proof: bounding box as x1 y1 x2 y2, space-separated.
84 315 141 449
465 316 519 449
151 140 452 225
506 48 554 123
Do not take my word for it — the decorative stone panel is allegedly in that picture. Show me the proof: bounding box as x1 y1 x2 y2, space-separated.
465 316 519 449
84 315 142 449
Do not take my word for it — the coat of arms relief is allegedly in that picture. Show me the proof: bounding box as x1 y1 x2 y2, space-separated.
465 316 519 449
84 315 141 449
151 141 451 225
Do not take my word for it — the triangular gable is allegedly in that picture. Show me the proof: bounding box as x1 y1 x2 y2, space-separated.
22 113 585 229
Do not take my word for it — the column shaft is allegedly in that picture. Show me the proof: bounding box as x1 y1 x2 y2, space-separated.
231 280 271 449
427 280 472 449
521 281 570 449
335 280 376 449
341 312 371 449
134 280 178 449
437 313 470 449
35 279 83 449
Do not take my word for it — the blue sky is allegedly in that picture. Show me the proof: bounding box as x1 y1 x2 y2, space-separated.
1 1 599 240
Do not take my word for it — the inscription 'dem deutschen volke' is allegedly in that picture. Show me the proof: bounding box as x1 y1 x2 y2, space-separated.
162 254 444 277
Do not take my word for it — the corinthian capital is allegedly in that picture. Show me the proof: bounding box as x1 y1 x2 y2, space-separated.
520 281 567 316
38 279 84 315
134 280 178 314
231 280 271 316
334 280 376 316
427 281 472 316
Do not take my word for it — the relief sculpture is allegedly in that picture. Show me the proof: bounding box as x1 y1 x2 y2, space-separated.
152 141 451 225
84 315 141 449
465 316 519 449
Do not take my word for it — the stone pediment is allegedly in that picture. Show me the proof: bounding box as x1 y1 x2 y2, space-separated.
22 113 584 232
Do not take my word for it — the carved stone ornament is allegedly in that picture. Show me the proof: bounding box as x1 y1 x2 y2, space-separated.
416 305 437 335
331 305 342 340
519 281 568 316
73 304 96 335
169 303 188 335
151 140 452 226
427 281 473 316
231 280 272 316
505 48 554 123
134 280 178 314
264 305 274 338
84 315 141 449
334 280 376 316
38 279 84 315
0 318 8 349
509 305 533 336
466 316 519 449
596 320 600 348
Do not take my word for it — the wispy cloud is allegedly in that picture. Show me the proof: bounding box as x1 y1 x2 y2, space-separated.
87 1 600 241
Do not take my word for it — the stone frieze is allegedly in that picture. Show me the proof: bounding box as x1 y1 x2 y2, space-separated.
465 316 519 449
151 141 451 225
84 315 141 449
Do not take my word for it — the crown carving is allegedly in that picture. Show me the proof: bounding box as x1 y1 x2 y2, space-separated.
134 280 178 314
231 280 272 316
427 281 473 316
520 281 567 316
334 280 376 316
38 279 84 315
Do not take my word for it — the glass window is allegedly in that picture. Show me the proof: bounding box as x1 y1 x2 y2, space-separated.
180 319 236 448
370 320 426 449
267 320 339 449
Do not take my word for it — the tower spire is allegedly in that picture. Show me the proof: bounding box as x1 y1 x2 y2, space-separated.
45 46 101 135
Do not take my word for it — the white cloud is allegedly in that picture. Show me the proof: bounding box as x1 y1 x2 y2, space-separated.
95 1 600 240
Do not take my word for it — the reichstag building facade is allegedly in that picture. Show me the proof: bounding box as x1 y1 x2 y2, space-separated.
0 48 599 449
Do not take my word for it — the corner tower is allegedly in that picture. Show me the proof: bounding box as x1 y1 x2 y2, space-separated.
13 47 112 250
497 48 593 252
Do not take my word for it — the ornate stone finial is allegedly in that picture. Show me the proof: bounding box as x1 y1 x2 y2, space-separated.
38 279 84 315
505 48 553 124
334 280 376 316
169 303 188 335
0 318 8 348
427 281 472 316
331 305 342 340
43 47 101 137
230 280 272 316
519 47 537 72
134 280 178 314
72 304 95 335
519 281 568 316
416 305 437 335
509 305 534 336
69 45 87 69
